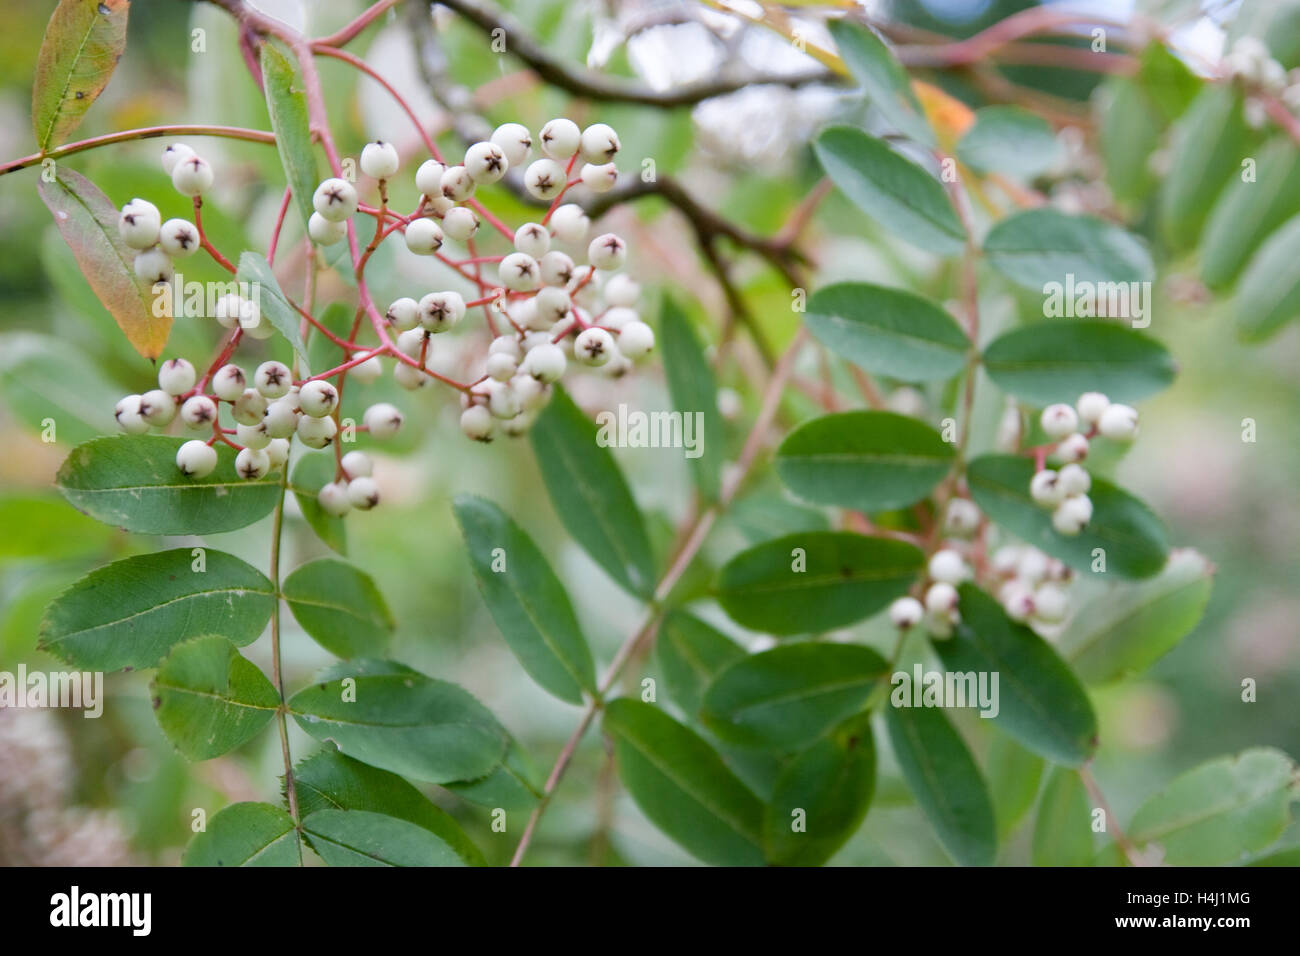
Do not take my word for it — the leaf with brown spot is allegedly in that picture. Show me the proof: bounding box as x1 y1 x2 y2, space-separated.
32 0 130 152
38 167 169 359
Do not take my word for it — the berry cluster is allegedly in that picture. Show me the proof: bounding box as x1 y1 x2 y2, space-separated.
990 543 1072 633
1224 37 1300 119
1028 392 1138 536
111 117 653 518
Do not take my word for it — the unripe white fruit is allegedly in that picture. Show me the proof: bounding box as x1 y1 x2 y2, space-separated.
928 548 968 584
318 481 351 516
172 154 214 196
569 266 599 307
180 395 217 428
490 336 523 361
601 306 639 331
364 402 404 439
308 212 347 245
539 118 580 159
119 199 162 250
341 450 373 480
1057 462 1091 496
254 361 292 399
991 545 1022 577
439 165 475 201
296 413 338 448
944 498 981 536
1040 403 1079 440
393 361 428 390
161 143 195 176
524 158 566 200
351 356 383 384
158 358 196 396
580 162 617 193
1017 547 1050 583
514 222 550 258
491 123 532 167
212 364 247 402
115 395 150 434
548 204 589 244
512 373 549 410
534 286 571 325
347 476 381 510
524 342 566 383
236 421 271 450
485 351 518 382
176 439 217 477
1098 403 1139 441
159 218 200 258
1029 468 1064 508
232 388 268 425
235 446 270 480
499 252 540 292
1076 391 1110 426
1052 494 1093 536
360 140 400 180
460 404 494 442
1032 584 1069 623
1002 583 1035 623
266 438 290 470
924 582 959 615
617 321 655 360
500 408 538 438
603 273 640 307
263 399 299 438
441 206 479 242
386 297 421 331
213 294 242 330
579 123 620 164
409 159 444 198
313 178 358 222
587 233 627 270
396 328 429 358
404 217 444 255
134 249 174 285
419 291 466 331
574 327 615 366
464 141 509 184
518 297 548 331
889 596 924 630
1055 432 1090 464
298 380 339 418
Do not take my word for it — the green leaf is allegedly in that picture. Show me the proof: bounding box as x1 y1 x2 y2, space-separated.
775 410 954 512
56 435 281 535
1059 549 1214 684
813 125 964 255
32 0 130 151
38 167 169 359
530 385 655 596
983 208 1154 292
292 749 484 865
452 495 595 704
763 714 875 866
957 106 1063 180
1200 138 1300 289
701 643 887 750
828 19 933 147
39 548 275 671
0 333 120 445
282 558 393 659
987 735 1044 838
289 659 508 784
603 698 765 866
656 610 746 717
1135 42 1201 122
1099 77 1162 203
660 297 723 501
0 494 115 563
303 809 469 867
444 735 543 811
715 531 923 635
183 802 300 866
260 41 318 232
289 451 346 554
934 584 1097 766
1237 213 1300 342
1129 749 1300 866
966 454 1169 580
982 320 1174 406
236 251 309 364
152 637 279 760
804 282 969 383
883 704 996 867
1159 85 1251 249
1032 768 1093 866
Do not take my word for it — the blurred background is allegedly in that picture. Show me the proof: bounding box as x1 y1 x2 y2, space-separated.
0 0 1297 866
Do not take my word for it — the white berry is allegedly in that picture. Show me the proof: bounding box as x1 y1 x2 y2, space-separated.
318 481 351 516
442 206 479 242
263 399 299 438
158 358 196 396
176 440 217 477
254 361 292 399
499 253 540 292
524 342 566 383
351 356 383 384
364 403 404 439
439 165 475 201
617 321 655 360
579 123 620 164
460 404 494 442
539 118 580 159
944 498 981 536
524 158 566 200
404 217 444 255
235 446 270 480
114 395 150 434
415 160 447 196
118 199 161 250
1032 584 1069 623
491 123 532 166
312 178 358 222
232 388 268 426
485 352 518 382
172 154 214 196
161 143 195 176
419 291 466 331
1057 463 1091 496
308 212 347 245
236 421 271 450
360 140 400 180
514 222 550 258
1076 391 1110 427
464 141 509 184
924 582 959 615
266 438 290 470
1098 403 1139 442
134 249 174 285
180 395 217 428
587 233 627 270
889 596 924 630
1055 432 1090 463
580 163 617 193
211 365 246 402
347 476 381 510
386 297 421 330
539 250 575 287
1040 403 1079 440
298 380 338 418
603 273 640 307
1029 468 1064 508
158 219 200 258
1052 494 1093 536
574 327 615 366
548 204 589 244
296 414 338 449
